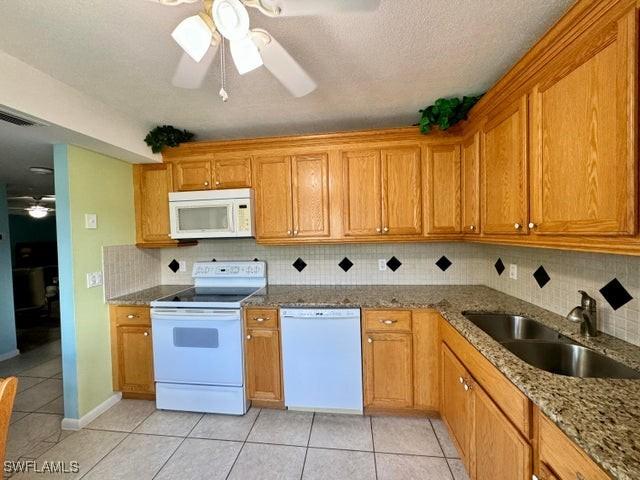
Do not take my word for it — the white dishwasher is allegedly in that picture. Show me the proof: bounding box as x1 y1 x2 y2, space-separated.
280 308 363 414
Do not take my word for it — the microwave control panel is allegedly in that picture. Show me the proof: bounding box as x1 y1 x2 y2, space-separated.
237 204 251 233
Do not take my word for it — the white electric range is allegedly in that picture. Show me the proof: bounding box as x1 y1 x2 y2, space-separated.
150 261 266 415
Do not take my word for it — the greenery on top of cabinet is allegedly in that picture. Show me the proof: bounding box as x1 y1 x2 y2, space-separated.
419 95 483 133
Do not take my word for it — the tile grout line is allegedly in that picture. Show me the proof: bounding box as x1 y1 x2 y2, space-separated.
428 418 456 479
151 411 205 480
370 416 378 480
225 406 262 480
299 411 315 480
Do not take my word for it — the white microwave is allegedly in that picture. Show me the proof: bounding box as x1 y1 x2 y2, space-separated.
169 188 255 239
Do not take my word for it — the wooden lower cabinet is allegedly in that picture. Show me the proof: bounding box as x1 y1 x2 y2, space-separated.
441 344 471 460
109 305 155 398
244 308 283 407
362 309 440 413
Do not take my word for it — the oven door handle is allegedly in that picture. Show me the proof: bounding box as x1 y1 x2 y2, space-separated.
151 308 240 319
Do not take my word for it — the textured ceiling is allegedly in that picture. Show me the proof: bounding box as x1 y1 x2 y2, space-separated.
0 0 572 141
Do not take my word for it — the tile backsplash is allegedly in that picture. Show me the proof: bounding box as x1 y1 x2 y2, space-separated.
158 239 486 286
103 239 640 347
479 244 640 346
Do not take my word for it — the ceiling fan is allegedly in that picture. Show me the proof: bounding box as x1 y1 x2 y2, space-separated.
150 0 381 98
8 195 55 219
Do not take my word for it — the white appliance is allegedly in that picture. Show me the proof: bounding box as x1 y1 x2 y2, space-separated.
280 308 363 413
150 261 266 414
169 188 254 239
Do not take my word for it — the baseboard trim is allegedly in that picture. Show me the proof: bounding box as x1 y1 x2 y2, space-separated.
0 349 20 362
61 392 122 430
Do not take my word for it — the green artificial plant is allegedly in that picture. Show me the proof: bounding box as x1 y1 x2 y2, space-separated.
418 95 483 134
144 125 195 153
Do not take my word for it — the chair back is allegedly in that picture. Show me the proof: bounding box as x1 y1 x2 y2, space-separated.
0 377 18 472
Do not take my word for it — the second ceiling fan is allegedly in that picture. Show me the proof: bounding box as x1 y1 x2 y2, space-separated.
153 0 380 98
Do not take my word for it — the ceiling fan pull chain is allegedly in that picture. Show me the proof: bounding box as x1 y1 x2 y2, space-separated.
219 37 229 102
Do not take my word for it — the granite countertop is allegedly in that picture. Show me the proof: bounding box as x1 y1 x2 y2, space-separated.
246 285 640 480
107 285 190 305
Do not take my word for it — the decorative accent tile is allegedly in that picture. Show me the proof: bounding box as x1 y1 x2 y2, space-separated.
600 278 633 311
338 257 354 272
168 259 180 273
435 256 452 272
386 256 402 272
533 265 550 288
292 258 307 272
494 258 505 276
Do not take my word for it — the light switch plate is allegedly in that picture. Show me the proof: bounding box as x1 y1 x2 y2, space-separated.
85 214 97 229
86 271 103 288
509 264 518 280
179 260 187 272
378 259 387 271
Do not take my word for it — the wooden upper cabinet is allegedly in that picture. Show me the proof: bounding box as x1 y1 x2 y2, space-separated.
382 147 423 235
174 159 212 191
482 95 529 235
291 153 330 238
342 149 383 236
461 133 480 234
529 10 637 236
134 164 175 246
471 382 531 480
425 144 461 234
253 156 293 240
212 156 252 189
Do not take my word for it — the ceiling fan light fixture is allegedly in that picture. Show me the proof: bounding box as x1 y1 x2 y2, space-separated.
171 14 213 62
29 166 53 175
27 205 49 219
230 35 263 74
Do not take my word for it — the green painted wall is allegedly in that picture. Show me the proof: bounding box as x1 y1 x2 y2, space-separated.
66 145 134 416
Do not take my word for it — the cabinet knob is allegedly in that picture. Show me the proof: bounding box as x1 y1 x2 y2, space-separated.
127 314 137 319
380 319 397 325
383 227 389 233
367 338 373 344
287 230 292 236
143 332 149 337
458 376 464 384
246 334 252 340
463 383 469 391
576 473 585 480
528 222 537 229
376 227 381 233
514 223 522 230
255 317 266 323
215 181 220 186
204 181 209 186
469 225 476 231
293 230 298 236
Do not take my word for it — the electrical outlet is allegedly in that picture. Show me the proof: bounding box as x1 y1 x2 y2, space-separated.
84 213 97 229
378 259 387 271
86 271 103 288
509 264 518 280
179 260 187 272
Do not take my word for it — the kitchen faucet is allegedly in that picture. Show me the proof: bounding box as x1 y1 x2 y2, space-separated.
566 290 599 337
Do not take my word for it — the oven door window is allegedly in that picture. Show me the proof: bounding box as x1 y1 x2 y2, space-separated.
176 204 232 232
173 327 219 348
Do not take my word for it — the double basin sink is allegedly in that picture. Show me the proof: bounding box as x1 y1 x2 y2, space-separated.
462 312 640 379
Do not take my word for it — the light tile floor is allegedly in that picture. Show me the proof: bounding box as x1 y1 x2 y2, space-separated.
2 343 470 479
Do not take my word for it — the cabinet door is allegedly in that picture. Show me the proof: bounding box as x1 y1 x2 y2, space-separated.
134 164 174 245
253 156 293 240
461 133 481 234
174 159 213 191
291 153 330 238
482 96 529 235
116 325 154 394
363 332 413 409
412 310 440 410
425 144 461 234
212 157 252 189
471 382 531 480
382 147 423 235
342 150 382 236
441 344 470 461
529 10 637 235
245 328 282 402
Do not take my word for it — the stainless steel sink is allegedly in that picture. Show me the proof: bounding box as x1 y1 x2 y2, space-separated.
462 312 640 379
463 312 572 342
501 341 640 379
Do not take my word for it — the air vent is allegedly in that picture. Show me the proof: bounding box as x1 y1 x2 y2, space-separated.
0 110 40 127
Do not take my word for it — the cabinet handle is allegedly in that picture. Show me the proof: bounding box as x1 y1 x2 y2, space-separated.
143 332 149 337
528 222 537 229
575 474 585 480
126 314 137 319
246 334 252 340
469 225 476 231
463 383 469 391
458 376 464 384
514 223 522 230
215 181 220 186
254 317 266 323
380 319 397 325
367 337 373 343
287 230 292 236
376 227 381 233
293 230 298 236
204 181 209 186
383 227 389 233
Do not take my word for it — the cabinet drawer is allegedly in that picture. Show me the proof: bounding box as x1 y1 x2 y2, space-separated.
364 310 412 332
538 414 609 480
114 306 151 326
245 308 279 329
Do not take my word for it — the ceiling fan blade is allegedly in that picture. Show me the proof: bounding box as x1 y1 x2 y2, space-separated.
172 46 218 89
261 0 380 16
252 30 316 97
146 0 199 5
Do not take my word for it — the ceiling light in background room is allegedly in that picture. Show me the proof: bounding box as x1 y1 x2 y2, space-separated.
171 14 214 62
29 166 53 175
27 205 49 219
